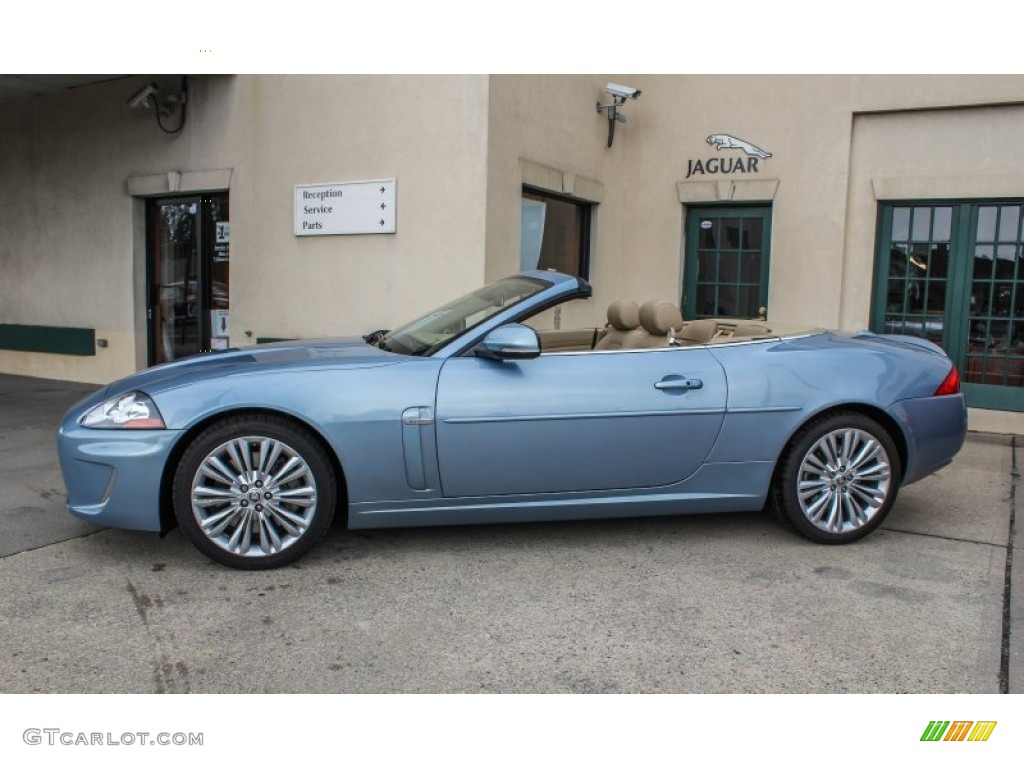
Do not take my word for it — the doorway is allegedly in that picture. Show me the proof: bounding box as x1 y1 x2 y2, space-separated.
146 193 230 365
682 206 772 321
872 201 1024 411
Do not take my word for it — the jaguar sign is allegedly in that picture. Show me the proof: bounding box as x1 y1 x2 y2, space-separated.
685 134 772 179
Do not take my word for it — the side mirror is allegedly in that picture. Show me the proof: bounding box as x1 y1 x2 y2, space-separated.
475 323 541 361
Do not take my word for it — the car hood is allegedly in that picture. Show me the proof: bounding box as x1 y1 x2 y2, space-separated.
102 337 404 397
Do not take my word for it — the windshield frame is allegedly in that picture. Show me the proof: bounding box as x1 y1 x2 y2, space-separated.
382 275 553 357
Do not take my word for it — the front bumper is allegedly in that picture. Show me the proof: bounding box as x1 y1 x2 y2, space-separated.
57 421 183 532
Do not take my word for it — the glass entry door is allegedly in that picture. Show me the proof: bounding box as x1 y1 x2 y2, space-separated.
147 194 230 365
683 206 772 320
873 201 1024 411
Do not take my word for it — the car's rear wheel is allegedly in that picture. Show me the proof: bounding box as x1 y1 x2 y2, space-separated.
769 411 901 544
172 414 336 569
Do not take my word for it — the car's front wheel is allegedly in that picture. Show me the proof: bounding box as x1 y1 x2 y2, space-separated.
172 414 337 569
769 411 901 544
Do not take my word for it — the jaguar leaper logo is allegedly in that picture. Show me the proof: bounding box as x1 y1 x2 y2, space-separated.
920 721 997 742
685 134 773 179
706 134 772 159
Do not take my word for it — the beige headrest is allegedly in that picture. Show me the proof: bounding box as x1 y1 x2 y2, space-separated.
607 300 640 330
639 301 683 335
678 318 719 343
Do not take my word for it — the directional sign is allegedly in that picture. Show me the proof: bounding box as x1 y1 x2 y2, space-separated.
294 179 396 236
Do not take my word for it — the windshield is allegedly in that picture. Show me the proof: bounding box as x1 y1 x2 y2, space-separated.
381 276 551 356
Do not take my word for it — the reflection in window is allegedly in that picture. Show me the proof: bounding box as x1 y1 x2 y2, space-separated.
882 205 951 346
520 188 592 278
692 211 768 319
966 203 1024 387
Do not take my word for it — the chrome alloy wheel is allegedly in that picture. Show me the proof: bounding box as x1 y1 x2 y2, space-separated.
796 427 892 534
190 436 318 558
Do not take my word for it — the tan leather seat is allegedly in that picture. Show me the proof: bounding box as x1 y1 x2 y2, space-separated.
594 300 645 350
631 301 684 348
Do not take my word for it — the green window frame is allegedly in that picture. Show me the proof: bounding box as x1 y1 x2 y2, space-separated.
683 206 772 321
871 200 1024 411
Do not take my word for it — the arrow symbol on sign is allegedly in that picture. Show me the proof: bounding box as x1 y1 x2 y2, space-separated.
380 186 386 193
381 203 387 210
380 219 385 226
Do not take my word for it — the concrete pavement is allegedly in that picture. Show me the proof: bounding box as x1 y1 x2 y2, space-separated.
0 373 1018 693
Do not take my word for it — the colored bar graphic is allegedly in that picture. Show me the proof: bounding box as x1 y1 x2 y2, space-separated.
921 721 996 742
967 722 997 742
944 722 973 741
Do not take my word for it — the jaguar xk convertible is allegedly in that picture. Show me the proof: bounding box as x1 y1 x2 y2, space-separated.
58 271 967 569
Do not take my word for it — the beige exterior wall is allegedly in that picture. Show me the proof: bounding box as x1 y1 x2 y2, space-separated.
0 74 245 382
4 73 1024 428
481 75 1024 337
234 75 490 343
0 74 489 383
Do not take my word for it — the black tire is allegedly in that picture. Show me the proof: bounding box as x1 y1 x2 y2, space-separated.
769 411 901 544
172 414 337 569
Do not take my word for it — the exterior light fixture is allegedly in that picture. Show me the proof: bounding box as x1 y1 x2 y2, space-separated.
596 83 641 148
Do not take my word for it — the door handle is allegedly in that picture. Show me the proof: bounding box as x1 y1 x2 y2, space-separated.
654 377 703 391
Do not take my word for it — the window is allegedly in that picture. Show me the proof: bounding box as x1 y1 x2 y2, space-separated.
520 187 592 278
872 201 1024 411
683 206 772 320
878 204 952 346
146 193 230 365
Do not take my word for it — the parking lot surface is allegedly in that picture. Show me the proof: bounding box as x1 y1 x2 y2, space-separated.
0 373 1019 693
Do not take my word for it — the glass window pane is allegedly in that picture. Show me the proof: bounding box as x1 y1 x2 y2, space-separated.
698 251 717 282
930 244 949 278
892 207 910 241
926 281 946 313
993 284 1014 318
996 245 1017 279
688 210 770 320
696 283 717 317
735 286 759 318
888 245 908 277
741 218 763 249
719 252 739 283
698 219 717 249
977 206 997 241
206 197 230 313
999 206 1021 242
523 189 590 278
722 219 741 249
910 243 929 273
974 245 995 279
932 207 952 242
740 252 761 282
911 207 931 241
970 284 990 317
887 279 905 311
716 285 737 316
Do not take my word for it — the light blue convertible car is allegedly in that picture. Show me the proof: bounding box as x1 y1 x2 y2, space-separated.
58 271 966 569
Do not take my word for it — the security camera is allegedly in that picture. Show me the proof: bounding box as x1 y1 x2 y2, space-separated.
127 83 159 109
605 83 641 100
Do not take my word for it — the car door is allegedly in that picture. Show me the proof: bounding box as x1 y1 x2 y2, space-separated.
433 347 727 497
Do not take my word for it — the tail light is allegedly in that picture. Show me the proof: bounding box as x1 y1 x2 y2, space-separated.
934 365 960 396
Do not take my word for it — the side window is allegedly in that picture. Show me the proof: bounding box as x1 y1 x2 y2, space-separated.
521 187 593 279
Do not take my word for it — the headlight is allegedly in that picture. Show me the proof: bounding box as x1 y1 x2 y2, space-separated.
81 391 166 429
